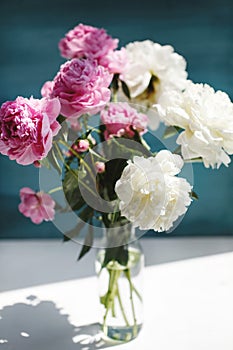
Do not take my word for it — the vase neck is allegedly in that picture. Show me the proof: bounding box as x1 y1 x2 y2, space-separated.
104 223 135 248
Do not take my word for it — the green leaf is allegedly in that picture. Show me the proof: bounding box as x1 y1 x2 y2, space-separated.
47 120 68 174
97 158 128 201
62 169 85 211
110 137 151 159
100 294 107 307
173 145 182 155
54 201 64 211
55 119 68 143
47 148 62 175
63 219 86 242
78 224 94 260
163 126 182 139
78 205 94 223
103 245 129 267
111 73 119 93
57 115 66 124
191 190 199 200
121 80 131 99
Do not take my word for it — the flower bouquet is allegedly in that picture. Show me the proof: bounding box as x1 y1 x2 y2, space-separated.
1 23 233 341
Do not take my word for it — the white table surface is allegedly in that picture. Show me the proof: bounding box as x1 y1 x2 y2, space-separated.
1 238 233 349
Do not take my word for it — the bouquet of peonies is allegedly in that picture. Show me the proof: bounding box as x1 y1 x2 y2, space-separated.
1 23 233 340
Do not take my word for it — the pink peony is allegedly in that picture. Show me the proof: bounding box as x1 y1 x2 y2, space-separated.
100 102 148 140
99 48 128 74
51 58 112 119
58 24 127 75
0 96 61 165
18 187 55 224
58 23 118 63
41 80 54 98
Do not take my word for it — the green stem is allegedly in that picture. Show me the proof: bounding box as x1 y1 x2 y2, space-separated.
58 140 93 175
82 114 89 131
59 139 98 187
112 91 118 103
48 186 63 194
54 142 65 164
87 126 101 133
184 157 203 163
54 141 98 199
124 270 143 302
111 137 144 157
88 148 108 162
132 284 143 303
103 267 132 331
116 286 130 327
125 269 137 337
103 269 120 331
111 296 116 317
110 200 120 224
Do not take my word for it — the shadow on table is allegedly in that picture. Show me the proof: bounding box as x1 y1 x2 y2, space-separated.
0 296 123 350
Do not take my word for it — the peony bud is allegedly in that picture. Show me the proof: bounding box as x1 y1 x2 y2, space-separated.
95 161 105 173
75 139 90 153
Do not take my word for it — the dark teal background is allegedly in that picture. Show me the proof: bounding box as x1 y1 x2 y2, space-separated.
0 0 233 238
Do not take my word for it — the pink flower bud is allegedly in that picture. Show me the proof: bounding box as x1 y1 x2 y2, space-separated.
64 150 73 158
72 139 90 153
95 161 105 173
33 160 42 168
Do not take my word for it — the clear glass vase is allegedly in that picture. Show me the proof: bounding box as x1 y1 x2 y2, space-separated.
95 225 144 341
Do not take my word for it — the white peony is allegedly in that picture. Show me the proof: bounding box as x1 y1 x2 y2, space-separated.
115 150 192 232
156 81 233 168
121 40 187 105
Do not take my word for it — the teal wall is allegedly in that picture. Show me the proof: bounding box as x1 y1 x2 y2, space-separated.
0 0 233 237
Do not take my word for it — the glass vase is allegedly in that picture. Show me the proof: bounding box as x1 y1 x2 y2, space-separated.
95 225 144 341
